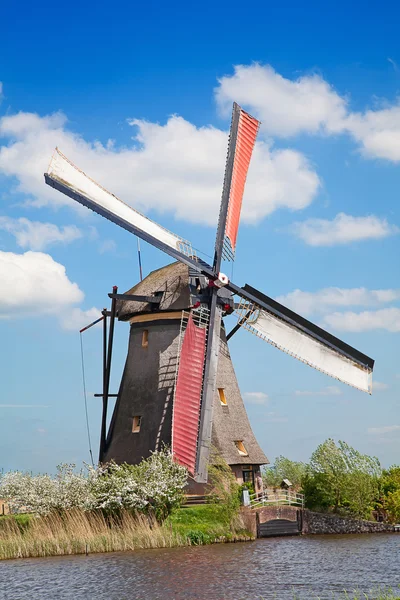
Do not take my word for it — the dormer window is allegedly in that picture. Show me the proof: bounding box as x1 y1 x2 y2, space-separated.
218 388 227 406
235 440 248 456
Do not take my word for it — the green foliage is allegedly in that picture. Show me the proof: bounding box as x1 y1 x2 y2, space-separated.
262 456 307 489
185 530 213 545
207 447 240 518
238 482 255 499
167 504 243 544
385 489 400 524
306 438 381 518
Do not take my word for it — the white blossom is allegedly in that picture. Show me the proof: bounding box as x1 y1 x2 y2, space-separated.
0 449 187 518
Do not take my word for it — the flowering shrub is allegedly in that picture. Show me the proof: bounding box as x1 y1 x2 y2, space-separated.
0 448 187 520
0 465 91 515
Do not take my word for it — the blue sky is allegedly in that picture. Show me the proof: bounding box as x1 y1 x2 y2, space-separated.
1 0 399 473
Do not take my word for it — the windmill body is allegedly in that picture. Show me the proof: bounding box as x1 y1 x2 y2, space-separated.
103 262 268 491
44 102 375 484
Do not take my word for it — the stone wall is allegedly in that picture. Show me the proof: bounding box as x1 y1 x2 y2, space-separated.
243 506 395 537
302 509 394 534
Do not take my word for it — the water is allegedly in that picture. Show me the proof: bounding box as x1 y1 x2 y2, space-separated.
1 534 399 599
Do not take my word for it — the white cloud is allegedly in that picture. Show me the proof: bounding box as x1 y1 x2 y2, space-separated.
216 64 347 136
216 63 400 163
98 239 117 254
295 386 342 397
277 287 400 316
373 381 390 391
0 217 82 250
345 104 400 161
323 308 400 332
0 250 83 319
291 213 398 246
60 307 102 331
243 392 269 405
0 108 320 227
263 411 288 423
368 425 400 435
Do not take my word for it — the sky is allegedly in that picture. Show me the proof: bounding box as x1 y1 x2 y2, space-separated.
0 0 399 473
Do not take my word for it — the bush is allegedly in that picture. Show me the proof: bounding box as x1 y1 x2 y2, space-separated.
0 448 187 521
207 448 240 519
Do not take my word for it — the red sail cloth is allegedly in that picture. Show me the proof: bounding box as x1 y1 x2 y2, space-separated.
225 109 260 253
172 314 207 474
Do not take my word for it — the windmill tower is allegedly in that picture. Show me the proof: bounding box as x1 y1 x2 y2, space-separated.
102 261 268 491
44 103 375 485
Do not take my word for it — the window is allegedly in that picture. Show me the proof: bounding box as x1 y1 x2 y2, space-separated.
142 330 149 348
235 440 248 456
132 416 142 433
218 388 227 406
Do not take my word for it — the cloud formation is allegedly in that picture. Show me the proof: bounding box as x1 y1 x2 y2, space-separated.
0 109 320 227
0 250 97 331
0 217 82 251
60 307 102 331
368 425 400 435
373 381 389 391
243 392 269 405
277 287 400 316
216 63 400 162
0 250 83 318
291 213 398 246
323 308 400 332
295 386 342 397
216 64 347 137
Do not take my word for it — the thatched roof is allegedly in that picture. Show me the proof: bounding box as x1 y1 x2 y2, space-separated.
212 329 269 466
118 262 191 321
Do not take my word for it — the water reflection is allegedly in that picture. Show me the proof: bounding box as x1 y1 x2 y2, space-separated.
1 534 399 599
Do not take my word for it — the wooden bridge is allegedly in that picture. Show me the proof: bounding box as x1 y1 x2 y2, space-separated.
254 505 302 538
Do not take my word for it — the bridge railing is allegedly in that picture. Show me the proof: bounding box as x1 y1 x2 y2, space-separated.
248 489 305 509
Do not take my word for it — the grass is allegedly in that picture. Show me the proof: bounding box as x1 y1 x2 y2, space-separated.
0 504 253 560
166 504 253 545
0 509 187 560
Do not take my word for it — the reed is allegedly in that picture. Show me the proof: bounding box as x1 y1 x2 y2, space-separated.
0 509 188 560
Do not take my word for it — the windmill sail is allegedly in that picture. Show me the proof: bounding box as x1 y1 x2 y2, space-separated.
193 104 259 481
235 284 374 394
172 311 208 474
221 103 260 260
45 148 194 257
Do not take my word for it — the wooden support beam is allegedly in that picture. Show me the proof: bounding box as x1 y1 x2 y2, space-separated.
108 293 161 303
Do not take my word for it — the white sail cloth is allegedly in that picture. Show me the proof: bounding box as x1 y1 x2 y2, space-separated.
47 149 191 253
246 309 372 394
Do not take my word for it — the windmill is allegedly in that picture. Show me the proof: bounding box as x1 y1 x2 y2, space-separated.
44 103 374 485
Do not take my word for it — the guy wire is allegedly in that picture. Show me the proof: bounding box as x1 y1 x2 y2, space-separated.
79 332 95 467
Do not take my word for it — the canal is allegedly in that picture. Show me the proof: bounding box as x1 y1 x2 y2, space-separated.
1 533 399 599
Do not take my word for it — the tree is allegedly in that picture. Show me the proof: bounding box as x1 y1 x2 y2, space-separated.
263 456 307 489
385 490 400 523
380 465 400 523
306 438 381 518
